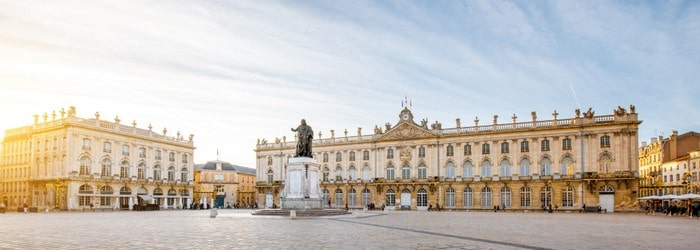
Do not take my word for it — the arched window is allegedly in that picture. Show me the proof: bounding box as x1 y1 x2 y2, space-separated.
500 159 511 177
335 165 343 180
167 166 175 181
500 187 511 208
413 188 425 207
80 156 91 176
322 189 330 206
153 188 163 196
386 163 395 180
599 154 612 173
348 166 357 180
445 162 455 178
335 189 343 206
540 157 551 176
562 186 574 207
153 165 162 180
362 188 371 206
79 184 93 206
137 162 146 180
385 189 395 207
561 156 573 175
481 187 492 207
101 158 112 177
481 160 492 177
100 185 113 206
463 161 474 177
120 186 131 195
322 167 329 181
463 187 473 208
180 167 188 181
348 189 357 206
267 169 274 183
445 187 455 207
418 163 427 179
519 158 531 176
120 161 129 178
520 186 531 207
540 186 552 208
362 165 371 181
401 164 411 179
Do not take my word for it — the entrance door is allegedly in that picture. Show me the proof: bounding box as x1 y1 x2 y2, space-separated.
400 189 411 210
215 195 225 208
265 192 273 208
599 194 614 213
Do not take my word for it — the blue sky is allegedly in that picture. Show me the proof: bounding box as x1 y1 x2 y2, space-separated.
1 0 698 167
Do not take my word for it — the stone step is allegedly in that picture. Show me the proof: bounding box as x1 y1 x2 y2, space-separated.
252 209 350 217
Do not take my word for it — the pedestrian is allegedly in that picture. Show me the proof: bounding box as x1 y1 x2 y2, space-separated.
428 203 432 211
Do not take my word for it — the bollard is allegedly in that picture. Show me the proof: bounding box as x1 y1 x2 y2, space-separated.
210 208 218 218
290 210 297 220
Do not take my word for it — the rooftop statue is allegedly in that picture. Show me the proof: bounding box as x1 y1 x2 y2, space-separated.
291 119 313 158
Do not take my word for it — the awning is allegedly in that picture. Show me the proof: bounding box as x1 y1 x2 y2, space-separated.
138 195 154 201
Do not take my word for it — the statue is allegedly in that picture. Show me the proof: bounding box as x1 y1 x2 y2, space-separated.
291 119 313 158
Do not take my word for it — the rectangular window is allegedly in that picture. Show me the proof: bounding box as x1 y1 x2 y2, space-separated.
600 136 611 148
349 152 355 161
139 147 146 158
446 145 454 156
336 152 342 162
363 151 369 161
541 140 550 152
464 145 472 156
500 142 509 153
122 145 129 156
520 141 529 153
155 150 161 160
387 149 394 159
562 138 572 150
182 154 188 163
103 142 111 153
323 153 329 162
82 139 91 150
418 147 425 158
482 144 490 155
169 152 175 162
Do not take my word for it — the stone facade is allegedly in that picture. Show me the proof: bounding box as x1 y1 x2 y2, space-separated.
0 106 195 210
256 106 641 212
193 160 256 208
639 131 700 197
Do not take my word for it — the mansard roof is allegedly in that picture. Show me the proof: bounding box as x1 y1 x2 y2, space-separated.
195 160 256 174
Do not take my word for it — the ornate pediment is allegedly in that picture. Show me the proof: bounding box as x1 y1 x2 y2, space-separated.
378 122 435 141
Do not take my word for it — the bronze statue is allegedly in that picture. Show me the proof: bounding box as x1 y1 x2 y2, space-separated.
291 119 313 157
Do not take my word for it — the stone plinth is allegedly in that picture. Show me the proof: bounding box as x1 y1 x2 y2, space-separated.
282 157 323 210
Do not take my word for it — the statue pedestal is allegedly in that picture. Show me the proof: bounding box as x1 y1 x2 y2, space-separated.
281 157 322 210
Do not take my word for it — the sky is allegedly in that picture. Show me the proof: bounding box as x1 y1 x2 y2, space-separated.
1 0 699 168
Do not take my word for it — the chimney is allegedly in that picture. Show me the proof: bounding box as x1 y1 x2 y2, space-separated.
670 130 678 160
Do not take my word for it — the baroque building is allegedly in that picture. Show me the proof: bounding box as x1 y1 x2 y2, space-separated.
0 106 195 211
639 131 700 197
193 160 256 208
255 105 641 212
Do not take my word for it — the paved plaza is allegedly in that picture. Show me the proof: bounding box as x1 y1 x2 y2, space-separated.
0 209 698 249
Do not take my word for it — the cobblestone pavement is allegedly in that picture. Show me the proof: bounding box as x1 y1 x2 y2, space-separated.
0 209 697 249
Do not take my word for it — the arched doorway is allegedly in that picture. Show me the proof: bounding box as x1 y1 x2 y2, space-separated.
385 189 395 210
400 189 411 210
599 185 615 213
417 188 428 211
